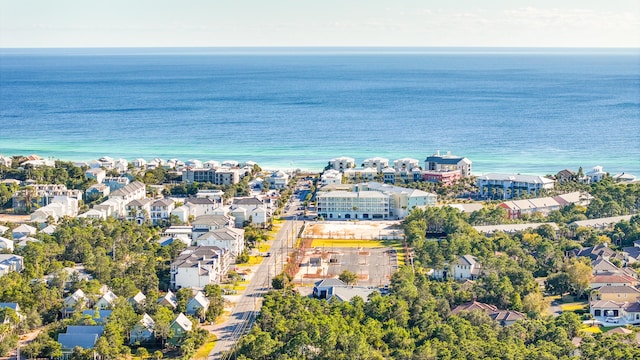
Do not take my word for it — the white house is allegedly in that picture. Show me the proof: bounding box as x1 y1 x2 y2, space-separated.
586 166 607 183
95 289 118 310
171 246 230 289
109 181 146 203
269 170 289 189
62 289 89 317
196 227 245 256
158 291 178 309
232 197 268 226
191 215 235 241
328 157 356 171
0 155 12 167
30 195 79 222
126 198 153 224
0 237 14 252
150 198 175 225
362 157 389 172
320 169 343 186
132 158 147 169
85 168 106 184
343 168 377 182
432 255 482 281
0 254 23 277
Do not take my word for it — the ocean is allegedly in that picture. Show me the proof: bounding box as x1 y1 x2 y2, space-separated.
1 47 639 175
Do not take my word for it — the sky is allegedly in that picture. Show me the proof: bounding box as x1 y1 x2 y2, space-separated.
1 0 639 48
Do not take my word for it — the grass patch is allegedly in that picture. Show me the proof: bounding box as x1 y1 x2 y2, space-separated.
561 302 587 312
236 256 263 266
272 218 285 225
193 334 217 360
580 326 602 334
258 243 271 252
310 239 386 248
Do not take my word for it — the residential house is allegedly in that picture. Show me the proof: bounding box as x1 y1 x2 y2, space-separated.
269 170 289 189
126 198 153 224
81 310 112 325
92 198 127 218
572 243 618 262
571 215 634 230
85 183 110 200
78 208 108 220
128 291 147 310
232 197 268 226
0 302 25 323
95 289 118 310
12 224 36 239
109 181 146 203
421 170 463 186
196 227 245 257
328 157 356 171
556 169 576 183
85 168 106 184
590 285 640 303
170 246 230 289
191 215 235 241
343 168 378 183
320 169 343 186
62 289 89 317
41 224 57 235
0 237 14 252
133 158 147 169
195 189 224 200
158 290 178 309
0 225 8 236
171 198 221 224
477 173 555 200
186 291 210 320
30 195 79 223
590 274 637 289
0 155 12 167
393 158 420 173
451 301 526 326
432 255 482 281
425 151 473 177
586 166 607 183
130 313 155 344
150 198 175 225
182 167 242 185
0 254 24 277
362 157 389 172
168 313 193 346
102 176 130 191
589 299 640 325
58 325 104 359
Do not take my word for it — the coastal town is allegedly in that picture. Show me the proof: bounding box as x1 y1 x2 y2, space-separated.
0 151 639 359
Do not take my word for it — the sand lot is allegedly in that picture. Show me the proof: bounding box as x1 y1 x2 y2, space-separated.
294 221 405 287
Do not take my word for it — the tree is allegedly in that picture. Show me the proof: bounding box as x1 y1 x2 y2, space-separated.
565 258 593 297
153 307 175 347
522 292 549 318
544 272 572 296
339 270 358 285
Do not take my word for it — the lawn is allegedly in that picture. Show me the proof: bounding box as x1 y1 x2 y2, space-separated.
258 243 271 252
580 326 602 334
236 255 263 266
193 334 217 360
560 302 587 312
310 238 386 248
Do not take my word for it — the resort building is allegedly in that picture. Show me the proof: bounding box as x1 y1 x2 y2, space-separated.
182 167 242 185
320 169 343 186
316 182 436 220
476 173 555 200
425 151 473 177
170 246 230 289
327 157 356 171
343 167 378 182
362 157 389 172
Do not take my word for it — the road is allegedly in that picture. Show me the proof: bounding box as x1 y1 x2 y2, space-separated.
208 217 298 359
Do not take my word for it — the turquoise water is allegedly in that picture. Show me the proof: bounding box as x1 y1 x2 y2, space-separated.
1 48 639 175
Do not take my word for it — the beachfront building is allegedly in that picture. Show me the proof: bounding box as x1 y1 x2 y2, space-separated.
425 151 473 177
362 157 389 172
586 166 607 183
393 158 420 172
316 181 436 220
328 157 356 171
320 169 342 186
268 170 289 189
477 173 555 200
0 155 12 167
421 170 463 186
343 167 378 182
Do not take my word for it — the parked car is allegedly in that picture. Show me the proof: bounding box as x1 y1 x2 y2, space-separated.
605 317 620 323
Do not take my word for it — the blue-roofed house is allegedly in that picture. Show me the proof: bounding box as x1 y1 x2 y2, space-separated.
58 325 104 359
80 310 112 325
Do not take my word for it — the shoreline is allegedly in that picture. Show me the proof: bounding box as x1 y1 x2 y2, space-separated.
1 152 638 178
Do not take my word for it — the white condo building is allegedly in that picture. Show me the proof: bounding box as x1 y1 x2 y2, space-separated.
317 182 436 220
328 157 356 171
477 173 555 200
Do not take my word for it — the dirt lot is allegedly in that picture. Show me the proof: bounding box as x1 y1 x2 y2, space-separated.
294 221 404 287
0 214 30 223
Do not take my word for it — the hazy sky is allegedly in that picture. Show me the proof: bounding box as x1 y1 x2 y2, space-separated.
1 0 639 48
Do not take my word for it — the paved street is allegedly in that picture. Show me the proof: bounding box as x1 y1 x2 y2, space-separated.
208 218 297 359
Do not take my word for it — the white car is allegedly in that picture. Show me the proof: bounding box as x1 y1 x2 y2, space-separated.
605 317 620 323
